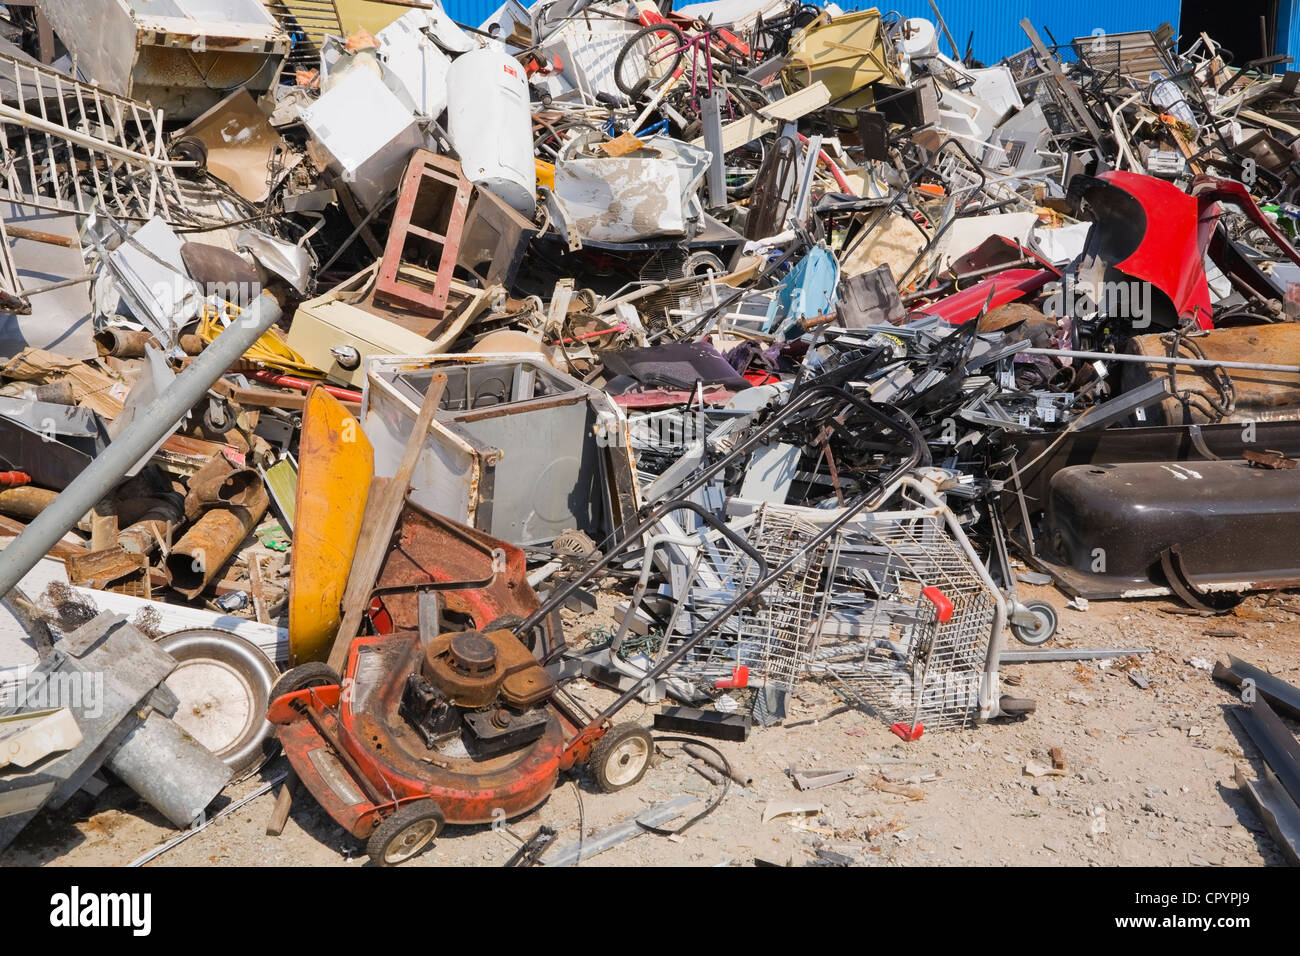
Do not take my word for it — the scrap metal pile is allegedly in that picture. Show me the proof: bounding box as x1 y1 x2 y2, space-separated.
1 0 1299 865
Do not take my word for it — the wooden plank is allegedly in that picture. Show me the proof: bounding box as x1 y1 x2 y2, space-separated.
759 80 831 121
0 515 86 561
689 83 831 153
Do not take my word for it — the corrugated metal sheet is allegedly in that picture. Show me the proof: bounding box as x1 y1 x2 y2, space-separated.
1278 0 1300 70
847 2 1182 64
667 0 1184 65
442 0 508 28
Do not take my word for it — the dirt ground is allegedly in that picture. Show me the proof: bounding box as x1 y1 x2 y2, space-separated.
4 582 1298 868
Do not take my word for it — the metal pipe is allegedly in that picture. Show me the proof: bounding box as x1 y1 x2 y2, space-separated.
0 294 282 600
1017 346 1300 375
1001 647 1150 663
105 709 232 829
167 488 269 599
249 370 362 403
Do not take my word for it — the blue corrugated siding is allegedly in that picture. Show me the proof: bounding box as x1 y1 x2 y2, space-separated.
667 0 1184 64
448 0 1298 70
443 0 509 28
876 1 1184 63
1278 0 1300 70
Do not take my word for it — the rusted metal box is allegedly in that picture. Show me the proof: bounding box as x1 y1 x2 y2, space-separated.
36 0 289 120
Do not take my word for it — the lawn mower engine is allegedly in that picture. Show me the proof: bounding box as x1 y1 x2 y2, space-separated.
400 627 557 759
269 620 582 866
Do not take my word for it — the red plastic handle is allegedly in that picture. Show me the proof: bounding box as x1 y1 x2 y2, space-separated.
922 586 953 623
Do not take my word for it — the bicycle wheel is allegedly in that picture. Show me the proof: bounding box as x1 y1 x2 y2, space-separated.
615 22 687 99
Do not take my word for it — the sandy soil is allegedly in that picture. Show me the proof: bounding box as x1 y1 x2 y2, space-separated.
4 583 1297 868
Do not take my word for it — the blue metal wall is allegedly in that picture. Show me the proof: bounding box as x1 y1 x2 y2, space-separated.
443 0 508 28
440 0 1299 69
807 1 1185 64
1278 0 1300 68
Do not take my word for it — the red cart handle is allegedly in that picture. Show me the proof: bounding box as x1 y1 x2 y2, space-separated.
921 586 953 623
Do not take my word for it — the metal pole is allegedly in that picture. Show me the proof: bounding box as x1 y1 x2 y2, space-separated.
0 294 282 599
1017 346 1300 375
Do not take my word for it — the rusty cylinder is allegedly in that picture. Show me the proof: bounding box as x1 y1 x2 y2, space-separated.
184 456 263 522
165 488 268 599
95 328 158 359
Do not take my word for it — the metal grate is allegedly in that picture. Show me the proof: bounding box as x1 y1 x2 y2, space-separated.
0 49 200 223
814 502 998 731
266 0 344 75
735 506 831 689
664 504 831 691
1071 30 1174 80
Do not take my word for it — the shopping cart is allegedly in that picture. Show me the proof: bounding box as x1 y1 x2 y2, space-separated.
806 475 1022 732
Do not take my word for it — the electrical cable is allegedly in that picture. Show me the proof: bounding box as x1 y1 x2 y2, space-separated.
636 734 731 836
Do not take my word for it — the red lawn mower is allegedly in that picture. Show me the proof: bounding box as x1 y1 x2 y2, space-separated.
269 386 924 864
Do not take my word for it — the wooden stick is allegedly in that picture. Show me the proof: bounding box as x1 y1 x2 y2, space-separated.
265 770 297 836
5 225 78 248
326 374 447 674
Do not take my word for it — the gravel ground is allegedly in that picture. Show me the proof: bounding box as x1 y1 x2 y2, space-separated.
4 584 1297 868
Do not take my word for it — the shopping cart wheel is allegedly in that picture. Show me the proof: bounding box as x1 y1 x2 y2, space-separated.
589 724 654 793
1011 600 1058 646
367 800 445 866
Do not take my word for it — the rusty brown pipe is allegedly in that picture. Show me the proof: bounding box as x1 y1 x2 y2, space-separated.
184 456 263 522
166 487 269 599
0 486 62 521
95 328 159 359
95 330 203 359
0 486 93 531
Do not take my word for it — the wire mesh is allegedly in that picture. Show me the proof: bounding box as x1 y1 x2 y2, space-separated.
0 49 199 223
661 504 831 691
813 505 998 730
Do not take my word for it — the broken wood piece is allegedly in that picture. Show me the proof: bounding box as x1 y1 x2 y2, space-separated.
265 769 297 836
869 776 925 800
327 373 447 673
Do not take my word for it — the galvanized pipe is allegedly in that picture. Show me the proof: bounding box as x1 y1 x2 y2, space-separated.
0 294 282 600
105 709 233 828
1018 346 1300 375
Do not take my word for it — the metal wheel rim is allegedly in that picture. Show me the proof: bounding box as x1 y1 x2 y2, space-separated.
384 818 439 863
605 735 650 787
1015 609 1053 644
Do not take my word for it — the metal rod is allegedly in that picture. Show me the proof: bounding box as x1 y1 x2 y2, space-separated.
0 294 282 600
1017 347 1300 375
1000 647 1150 663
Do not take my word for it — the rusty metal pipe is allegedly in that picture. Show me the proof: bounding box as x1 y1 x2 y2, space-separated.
0 294 282 601
0 486 61 520
95 328 158 359
166 488 268 598
184 456 263 521
0 486 94 532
